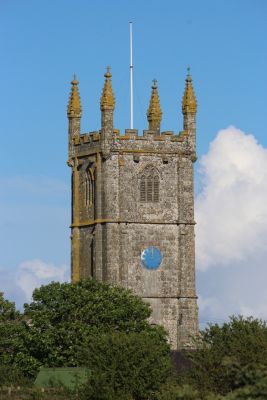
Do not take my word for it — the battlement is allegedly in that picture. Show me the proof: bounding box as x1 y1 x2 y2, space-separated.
118 129 186 142
73 131 100 146
71 127 192 159
68 69 197 160
73 129 188 146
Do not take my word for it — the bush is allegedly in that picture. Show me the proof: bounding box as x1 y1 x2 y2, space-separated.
79 331 171 400
185 316 267 396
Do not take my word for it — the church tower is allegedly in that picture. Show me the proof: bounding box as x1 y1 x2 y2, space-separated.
67 68 198 349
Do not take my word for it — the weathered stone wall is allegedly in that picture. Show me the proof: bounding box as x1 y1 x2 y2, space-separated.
79 226 94 279
69 127 198 349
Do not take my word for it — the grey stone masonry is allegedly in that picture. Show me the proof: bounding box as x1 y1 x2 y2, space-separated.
67 77 199 349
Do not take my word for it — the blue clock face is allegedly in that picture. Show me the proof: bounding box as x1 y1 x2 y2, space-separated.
141 247 163 270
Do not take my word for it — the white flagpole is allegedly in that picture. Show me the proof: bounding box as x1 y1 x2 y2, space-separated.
129 22 134 129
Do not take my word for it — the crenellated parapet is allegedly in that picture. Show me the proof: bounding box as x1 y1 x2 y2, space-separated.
71 128 194 163
73 129 187 143
67 67 197 163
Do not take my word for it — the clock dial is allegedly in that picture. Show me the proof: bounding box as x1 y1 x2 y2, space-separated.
141 247 162 270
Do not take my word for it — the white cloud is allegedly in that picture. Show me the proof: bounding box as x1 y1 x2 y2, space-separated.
196 126 267 270
16 259 69 302
196 126 267 324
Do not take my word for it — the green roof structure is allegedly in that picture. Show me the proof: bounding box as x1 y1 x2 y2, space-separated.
34 367 90 390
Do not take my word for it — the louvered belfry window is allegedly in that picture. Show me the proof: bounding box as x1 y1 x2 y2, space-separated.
147 175 153 202
140 175 146 202
140 168 159 203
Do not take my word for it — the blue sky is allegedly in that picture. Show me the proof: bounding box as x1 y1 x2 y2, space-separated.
1 0 267 326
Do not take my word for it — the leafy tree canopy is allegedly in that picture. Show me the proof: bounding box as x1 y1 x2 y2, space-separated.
23 279 168 369
155 383 200 400
0 292 19 321
224 367 267 400
24 279 152 332
79 331 171 400
2 288 267 399
0 280 171 389
185 316 267 396
0 292 35 384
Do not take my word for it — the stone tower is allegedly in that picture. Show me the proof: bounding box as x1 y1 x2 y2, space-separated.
67 68 198 349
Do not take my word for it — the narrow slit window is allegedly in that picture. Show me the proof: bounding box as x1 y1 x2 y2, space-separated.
85 169 94 207
153 175 159 202
85 175 89 207
91 171 95 206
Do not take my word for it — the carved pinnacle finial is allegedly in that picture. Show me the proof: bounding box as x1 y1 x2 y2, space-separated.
147 79 162 131
100 66 115 111
182 69 197 114
67 75 82 117
105 65 111 78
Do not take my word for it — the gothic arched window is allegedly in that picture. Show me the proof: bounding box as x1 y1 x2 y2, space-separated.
140 167 160 203
85 168 95 207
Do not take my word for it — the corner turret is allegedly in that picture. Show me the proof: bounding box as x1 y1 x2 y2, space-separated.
147 79 162 133
100 67 115 158
182 68 197 154
67 75 82 158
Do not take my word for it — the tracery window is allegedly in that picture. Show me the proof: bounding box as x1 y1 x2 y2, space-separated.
140 167 160 203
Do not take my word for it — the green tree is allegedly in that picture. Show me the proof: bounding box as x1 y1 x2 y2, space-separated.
225 376 267 400
0 292 37 384
155 383 201 400
22 279 172 396
0 291 20 321
185 316 267 396
24 279 167 368
79 331 171 400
